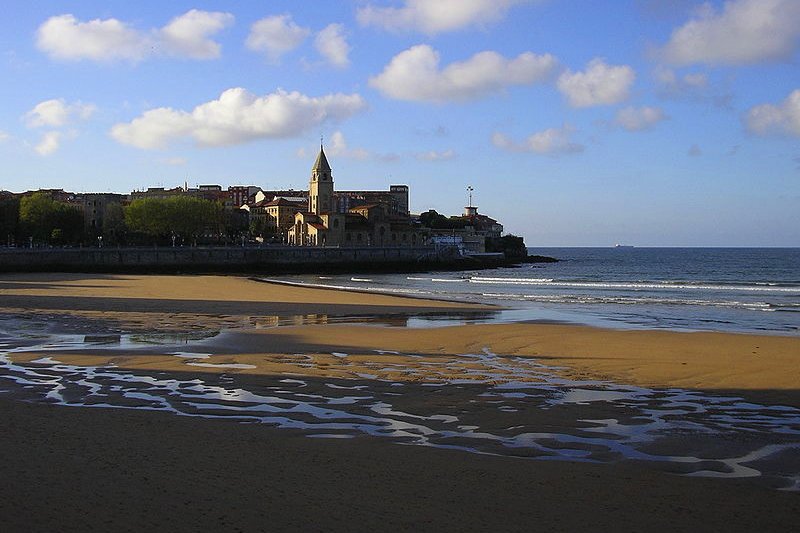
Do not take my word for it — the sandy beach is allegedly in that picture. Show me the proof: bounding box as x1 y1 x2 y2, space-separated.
2 273 800 531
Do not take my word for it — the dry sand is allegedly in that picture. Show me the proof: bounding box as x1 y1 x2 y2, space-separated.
2 273 800 531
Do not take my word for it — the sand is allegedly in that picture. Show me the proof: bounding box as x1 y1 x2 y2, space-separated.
2 272 800 531
3 273 798 400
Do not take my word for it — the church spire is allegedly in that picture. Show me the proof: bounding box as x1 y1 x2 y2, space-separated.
312 144 332 173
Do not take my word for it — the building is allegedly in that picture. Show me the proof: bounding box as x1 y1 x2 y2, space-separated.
287 146 426 247
78 193 125 237
423 205 504 254
334 185 409 216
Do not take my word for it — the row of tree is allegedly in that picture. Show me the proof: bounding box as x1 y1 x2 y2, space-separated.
0 193 248 247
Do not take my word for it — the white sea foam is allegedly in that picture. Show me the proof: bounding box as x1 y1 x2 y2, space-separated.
479 293 776 310
470 277 800 292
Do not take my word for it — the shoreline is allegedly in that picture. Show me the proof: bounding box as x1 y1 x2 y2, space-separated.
2 272 800 528
2 273 798 396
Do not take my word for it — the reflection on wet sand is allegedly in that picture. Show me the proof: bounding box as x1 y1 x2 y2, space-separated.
2 332 799 491
0 307 503 337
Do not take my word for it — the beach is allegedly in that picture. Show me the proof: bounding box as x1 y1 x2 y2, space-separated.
2 273 800 531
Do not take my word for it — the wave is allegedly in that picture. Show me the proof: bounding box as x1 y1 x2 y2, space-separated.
478 292 795 311
258 277 430 296
468 277 800 293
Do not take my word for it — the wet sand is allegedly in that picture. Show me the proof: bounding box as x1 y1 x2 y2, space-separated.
2 273 800 531
3 397 799 533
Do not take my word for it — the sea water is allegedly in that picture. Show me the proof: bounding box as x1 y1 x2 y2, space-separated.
268 248 800 334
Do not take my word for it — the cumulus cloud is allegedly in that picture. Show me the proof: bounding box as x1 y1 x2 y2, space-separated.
110 88 367 149
492 125 584 155
658 0 800 66
24 99 96 128
557 59 635 108
357 0 527 34
315 23 350 68
745 89 800 137
370 45 557 103
35 131 62 156
326 131 369 159
159 9 234 59
246 15 310 62
416 149 455 161
615 106 667 131
36 10 233 62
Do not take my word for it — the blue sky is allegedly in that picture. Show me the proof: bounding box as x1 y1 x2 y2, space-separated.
0 0 798 246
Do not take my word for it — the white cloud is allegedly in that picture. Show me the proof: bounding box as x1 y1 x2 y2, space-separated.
110 88 367 149
36 11 232 62
416 149 455 161
745 89 800 137
246 15 310 62
615 106 667 131
24 99 96 128
35 131 61 156
159 9 234 60
327 131 369 159
357 0 527 34
492 125 584 155
0 130 9 142
315 23 350 68
37 14 151 62
659 0 800 66
557 59 635 108
370 44 557 103
654 67 707 96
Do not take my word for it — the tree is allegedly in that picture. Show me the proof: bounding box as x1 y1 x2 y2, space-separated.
124 196 222 245
102 202 127 245
19 192 82 245
419 209 469 230
0 195 20 246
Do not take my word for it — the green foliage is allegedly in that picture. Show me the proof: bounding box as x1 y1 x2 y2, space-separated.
102 202 127 245
0 195 20 245
125 196 222 243
419 209 469 230
249 215 266 237
19 192 83 245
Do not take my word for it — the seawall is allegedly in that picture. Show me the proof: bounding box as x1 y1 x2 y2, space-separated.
0 245 503 274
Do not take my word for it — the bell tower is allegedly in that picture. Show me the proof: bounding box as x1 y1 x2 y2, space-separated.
309 144 333 214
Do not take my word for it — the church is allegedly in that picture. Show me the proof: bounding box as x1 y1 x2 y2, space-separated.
286 146 427 247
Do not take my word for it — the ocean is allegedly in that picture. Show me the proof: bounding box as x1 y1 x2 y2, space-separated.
268 247 800 335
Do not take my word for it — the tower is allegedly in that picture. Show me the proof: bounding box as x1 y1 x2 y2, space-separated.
309 145 333 214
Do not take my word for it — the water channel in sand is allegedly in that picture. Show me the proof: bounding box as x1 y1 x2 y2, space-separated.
1 327 799 491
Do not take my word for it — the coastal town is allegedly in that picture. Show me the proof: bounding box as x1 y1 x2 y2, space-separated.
1 145 515 259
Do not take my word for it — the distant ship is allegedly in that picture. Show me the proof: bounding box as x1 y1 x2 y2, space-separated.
614 244 634 248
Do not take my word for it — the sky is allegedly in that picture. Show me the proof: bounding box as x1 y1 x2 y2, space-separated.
0 0 798 247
